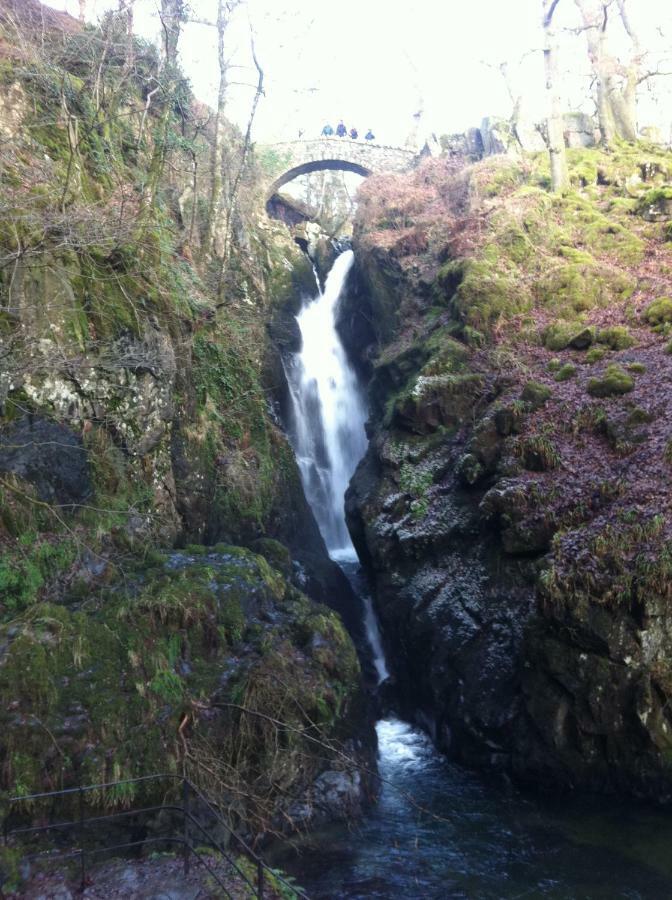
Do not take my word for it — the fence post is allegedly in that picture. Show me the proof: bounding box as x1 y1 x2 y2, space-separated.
257 858 264 899
78 785 86 891
182 778 190 877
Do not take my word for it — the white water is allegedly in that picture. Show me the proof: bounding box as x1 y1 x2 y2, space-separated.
284 250 389 681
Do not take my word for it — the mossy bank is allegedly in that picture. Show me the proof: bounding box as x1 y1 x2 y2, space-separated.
0 1 375 879
344 143 672 800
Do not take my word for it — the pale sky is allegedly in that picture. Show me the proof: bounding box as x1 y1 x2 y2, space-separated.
54 0 672 144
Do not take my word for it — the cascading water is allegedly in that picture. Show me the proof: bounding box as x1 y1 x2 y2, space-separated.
284 249 388 681
278 249 672 898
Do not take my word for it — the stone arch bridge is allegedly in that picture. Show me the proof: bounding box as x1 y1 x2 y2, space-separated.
260 138 421 200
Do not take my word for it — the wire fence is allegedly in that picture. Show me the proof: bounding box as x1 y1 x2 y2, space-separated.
4 772 309 899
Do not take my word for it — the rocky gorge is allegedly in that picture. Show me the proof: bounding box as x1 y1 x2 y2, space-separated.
2 0 672 893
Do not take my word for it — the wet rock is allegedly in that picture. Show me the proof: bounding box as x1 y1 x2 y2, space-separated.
0 415 91 504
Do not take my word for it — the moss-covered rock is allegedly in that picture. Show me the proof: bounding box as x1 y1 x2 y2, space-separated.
521 381 552 409
439 256 525 332
597 326 635 350
644 297 672 327
348 141 672 805
515 432 561 471
543 322 595 351
585 346 607 364
494 402 526 436
554 363 577 382
587 364 635 397
636 186 672 220
394 372 487 434
0 549 370 831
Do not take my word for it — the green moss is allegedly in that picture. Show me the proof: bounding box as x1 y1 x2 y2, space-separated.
643 297 672 327
547 358 563 373
543 322 595 351
421 332 470 375
587 365 635 397
596 326 635 350
554 363 577 382
0 546 362 825
0 528 77 617
567 153 599 188
399 462 433 520
627 406 654 425
636 186 672 218
184 543 208 555
392 368 485 433
542 513 670 610
475 158 526 197
539 262 634 314
557 246 596 265
439 257 526 332
585 346 607 364
250 538 292 577
626 361 646 374
0 847 23 893
521 381 552 409
189 326 283 532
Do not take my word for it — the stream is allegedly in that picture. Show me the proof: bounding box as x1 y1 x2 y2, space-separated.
281 249 672 899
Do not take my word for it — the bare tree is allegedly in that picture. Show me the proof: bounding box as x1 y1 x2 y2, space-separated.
139 0 185 215
119 0 136 72
543 0 569 191
160 0 183 69
572 0 652 143
215 25 264 294
204 0 243 258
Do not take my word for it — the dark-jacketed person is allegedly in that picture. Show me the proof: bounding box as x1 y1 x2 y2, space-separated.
336 120 347 137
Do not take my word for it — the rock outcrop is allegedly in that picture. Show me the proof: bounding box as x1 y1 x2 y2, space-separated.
0 2 375 866
345 146 672 800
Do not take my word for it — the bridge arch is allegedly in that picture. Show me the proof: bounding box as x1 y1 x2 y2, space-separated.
261 139 420 206
268 159 372 198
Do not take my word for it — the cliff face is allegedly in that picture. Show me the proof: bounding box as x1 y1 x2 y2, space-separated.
0 1 373 844
346 147 672 799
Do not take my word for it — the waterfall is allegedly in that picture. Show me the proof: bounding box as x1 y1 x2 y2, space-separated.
284 249 389 682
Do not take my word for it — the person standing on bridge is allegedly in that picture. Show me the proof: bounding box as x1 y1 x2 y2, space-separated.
321 123 334 137
349 127 358 140
365 129 375 141
336 120 347 137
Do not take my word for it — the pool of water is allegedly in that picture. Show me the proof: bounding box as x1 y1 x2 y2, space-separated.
278 717 672 899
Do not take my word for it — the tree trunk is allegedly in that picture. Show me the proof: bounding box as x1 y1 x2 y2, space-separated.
574 0 639 144
205 0 229 256
119 0 135 71
613 0 640 140
204 0 242 259
542 0 569 192
160 0 182 69
216 27 264 296
138 0 183 218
